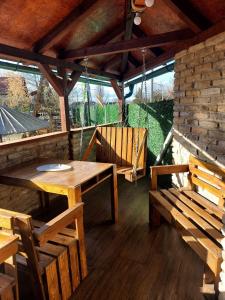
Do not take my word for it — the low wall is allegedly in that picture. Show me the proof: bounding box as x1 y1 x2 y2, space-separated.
0 132 69 213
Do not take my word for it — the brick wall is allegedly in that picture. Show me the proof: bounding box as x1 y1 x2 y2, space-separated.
173 31 225 189
0 132 69 213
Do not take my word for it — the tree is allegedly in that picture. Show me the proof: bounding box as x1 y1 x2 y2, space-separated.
5 73 30 111
34 76 59 130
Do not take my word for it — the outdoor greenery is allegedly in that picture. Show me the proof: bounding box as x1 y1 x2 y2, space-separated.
127 100 173 168
71 103 119 127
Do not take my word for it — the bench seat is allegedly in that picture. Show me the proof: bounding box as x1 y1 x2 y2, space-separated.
149 155 225 295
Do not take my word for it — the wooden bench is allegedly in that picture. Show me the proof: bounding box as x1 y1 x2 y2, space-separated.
0 203 87 300
0 215 19 300
82 126 147 182
149 155 224 294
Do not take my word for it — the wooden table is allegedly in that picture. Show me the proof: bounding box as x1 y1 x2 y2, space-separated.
0 160 118 223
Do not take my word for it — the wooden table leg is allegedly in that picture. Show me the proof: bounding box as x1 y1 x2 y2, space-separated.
67 186 82 207
67 186 88 278
110 165 118 223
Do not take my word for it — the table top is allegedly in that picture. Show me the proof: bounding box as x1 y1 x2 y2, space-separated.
0 159 114 193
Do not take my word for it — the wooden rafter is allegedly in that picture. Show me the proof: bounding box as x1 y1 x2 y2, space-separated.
38 63 63 96
61 29 194 60
0 43 119 80
67 71 81 95
104 56 121 72
128 53 140 68
162 0 212 33
33 0 96 53
121 1 135 74
110 80 124 122
132 26 164 57
124 19 225 81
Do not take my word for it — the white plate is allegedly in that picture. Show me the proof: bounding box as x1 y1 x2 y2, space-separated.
37 164 73 172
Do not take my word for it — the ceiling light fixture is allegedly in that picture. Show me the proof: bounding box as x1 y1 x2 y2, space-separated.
134 13 142 26
131 0 155 26
145 0 155 8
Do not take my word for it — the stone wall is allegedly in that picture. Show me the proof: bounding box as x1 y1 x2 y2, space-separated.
173 31 225 189
0 132 69 213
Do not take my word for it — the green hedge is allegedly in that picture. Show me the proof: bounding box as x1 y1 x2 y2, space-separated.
127 100 173 170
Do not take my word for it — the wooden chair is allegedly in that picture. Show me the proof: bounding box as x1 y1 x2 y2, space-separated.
0 214 19 300
0 203 87 300
83 126 148 182
149 155 225 294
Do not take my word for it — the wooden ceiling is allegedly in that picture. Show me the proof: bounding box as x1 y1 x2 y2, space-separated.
0 0 225 81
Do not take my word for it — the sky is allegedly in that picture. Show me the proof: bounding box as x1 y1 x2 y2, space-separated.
0 60 174 104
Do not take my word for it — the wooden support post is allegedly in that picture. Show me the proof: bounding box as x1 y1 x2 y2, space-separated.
110 80 125 123
38 64 81 134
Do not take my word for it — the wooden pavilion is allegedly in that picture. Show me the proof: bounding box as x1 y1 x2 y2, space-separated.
0 0 225 299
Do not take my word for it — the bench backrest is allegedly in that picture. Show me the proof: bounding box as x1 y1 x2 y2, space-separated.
96 127 147 168
189 155 225 207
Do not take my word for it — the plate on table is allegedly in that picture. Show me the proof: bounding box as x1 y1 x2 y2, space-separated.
36 164 73 172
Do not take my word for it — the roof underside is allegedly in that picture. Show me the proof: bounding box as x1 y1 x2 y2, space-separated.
0 0 225 81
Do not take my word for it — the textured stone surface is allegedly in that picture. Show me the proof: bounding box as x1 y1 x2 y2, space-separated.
173 30 225 198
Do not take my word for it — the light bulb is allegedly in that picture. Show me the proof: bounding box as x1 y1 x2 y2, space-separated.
134 13 141 26
145 0 154 7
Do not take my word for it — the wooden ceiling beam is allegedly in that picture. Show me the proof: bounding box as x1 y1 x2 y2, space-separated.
132 27 164 57
161 0 212 33
128 53 140 68
61 29 194 60
33 0 97 53
0 42 119 79
67 71 81 95
36 63 64 96
104 56 121 72
124 19 225 81
121 1 135 74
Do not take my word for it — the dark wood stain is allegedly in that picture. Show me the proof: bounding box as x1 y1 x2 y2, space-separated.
56 177 213 300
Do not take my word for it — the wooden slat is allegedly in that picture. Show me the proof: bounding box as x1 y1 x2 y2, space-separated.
132 128 138 167
169 188 223 231
189 155 225 178
191 176 222 199
189 165 225 190
115 127 122 166
106 126 112 163
160 189 223 244
33 220 80 292
122 127 128 166
126 128 133 166
45 260 61 300
82 129 97 161
110 127 116 164
149 191 221 259
34 204 83 246
101 127 108 163
138 129 147 169
96 127 103 162
183 190 224 220
37 243 71 300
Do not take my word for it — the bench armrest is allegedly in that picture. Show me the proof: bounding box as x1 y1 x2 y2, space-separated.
150 164 189 190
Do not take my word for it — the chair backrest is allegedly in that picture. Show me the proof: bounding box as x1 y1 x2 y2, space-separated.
96 127 147 168
0 203 84 299
189 155 225 207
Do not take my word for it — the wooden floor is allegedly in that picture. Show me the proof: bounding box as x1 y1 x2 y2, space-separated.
40 177 215 300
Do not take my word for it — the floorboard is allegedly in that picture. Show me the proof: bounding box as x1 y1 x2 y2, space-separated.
39 177 215 300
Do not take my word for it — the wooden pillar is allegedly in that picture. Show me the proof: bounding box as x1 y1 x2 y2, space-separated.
110 79 125 123
38 64 81 132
